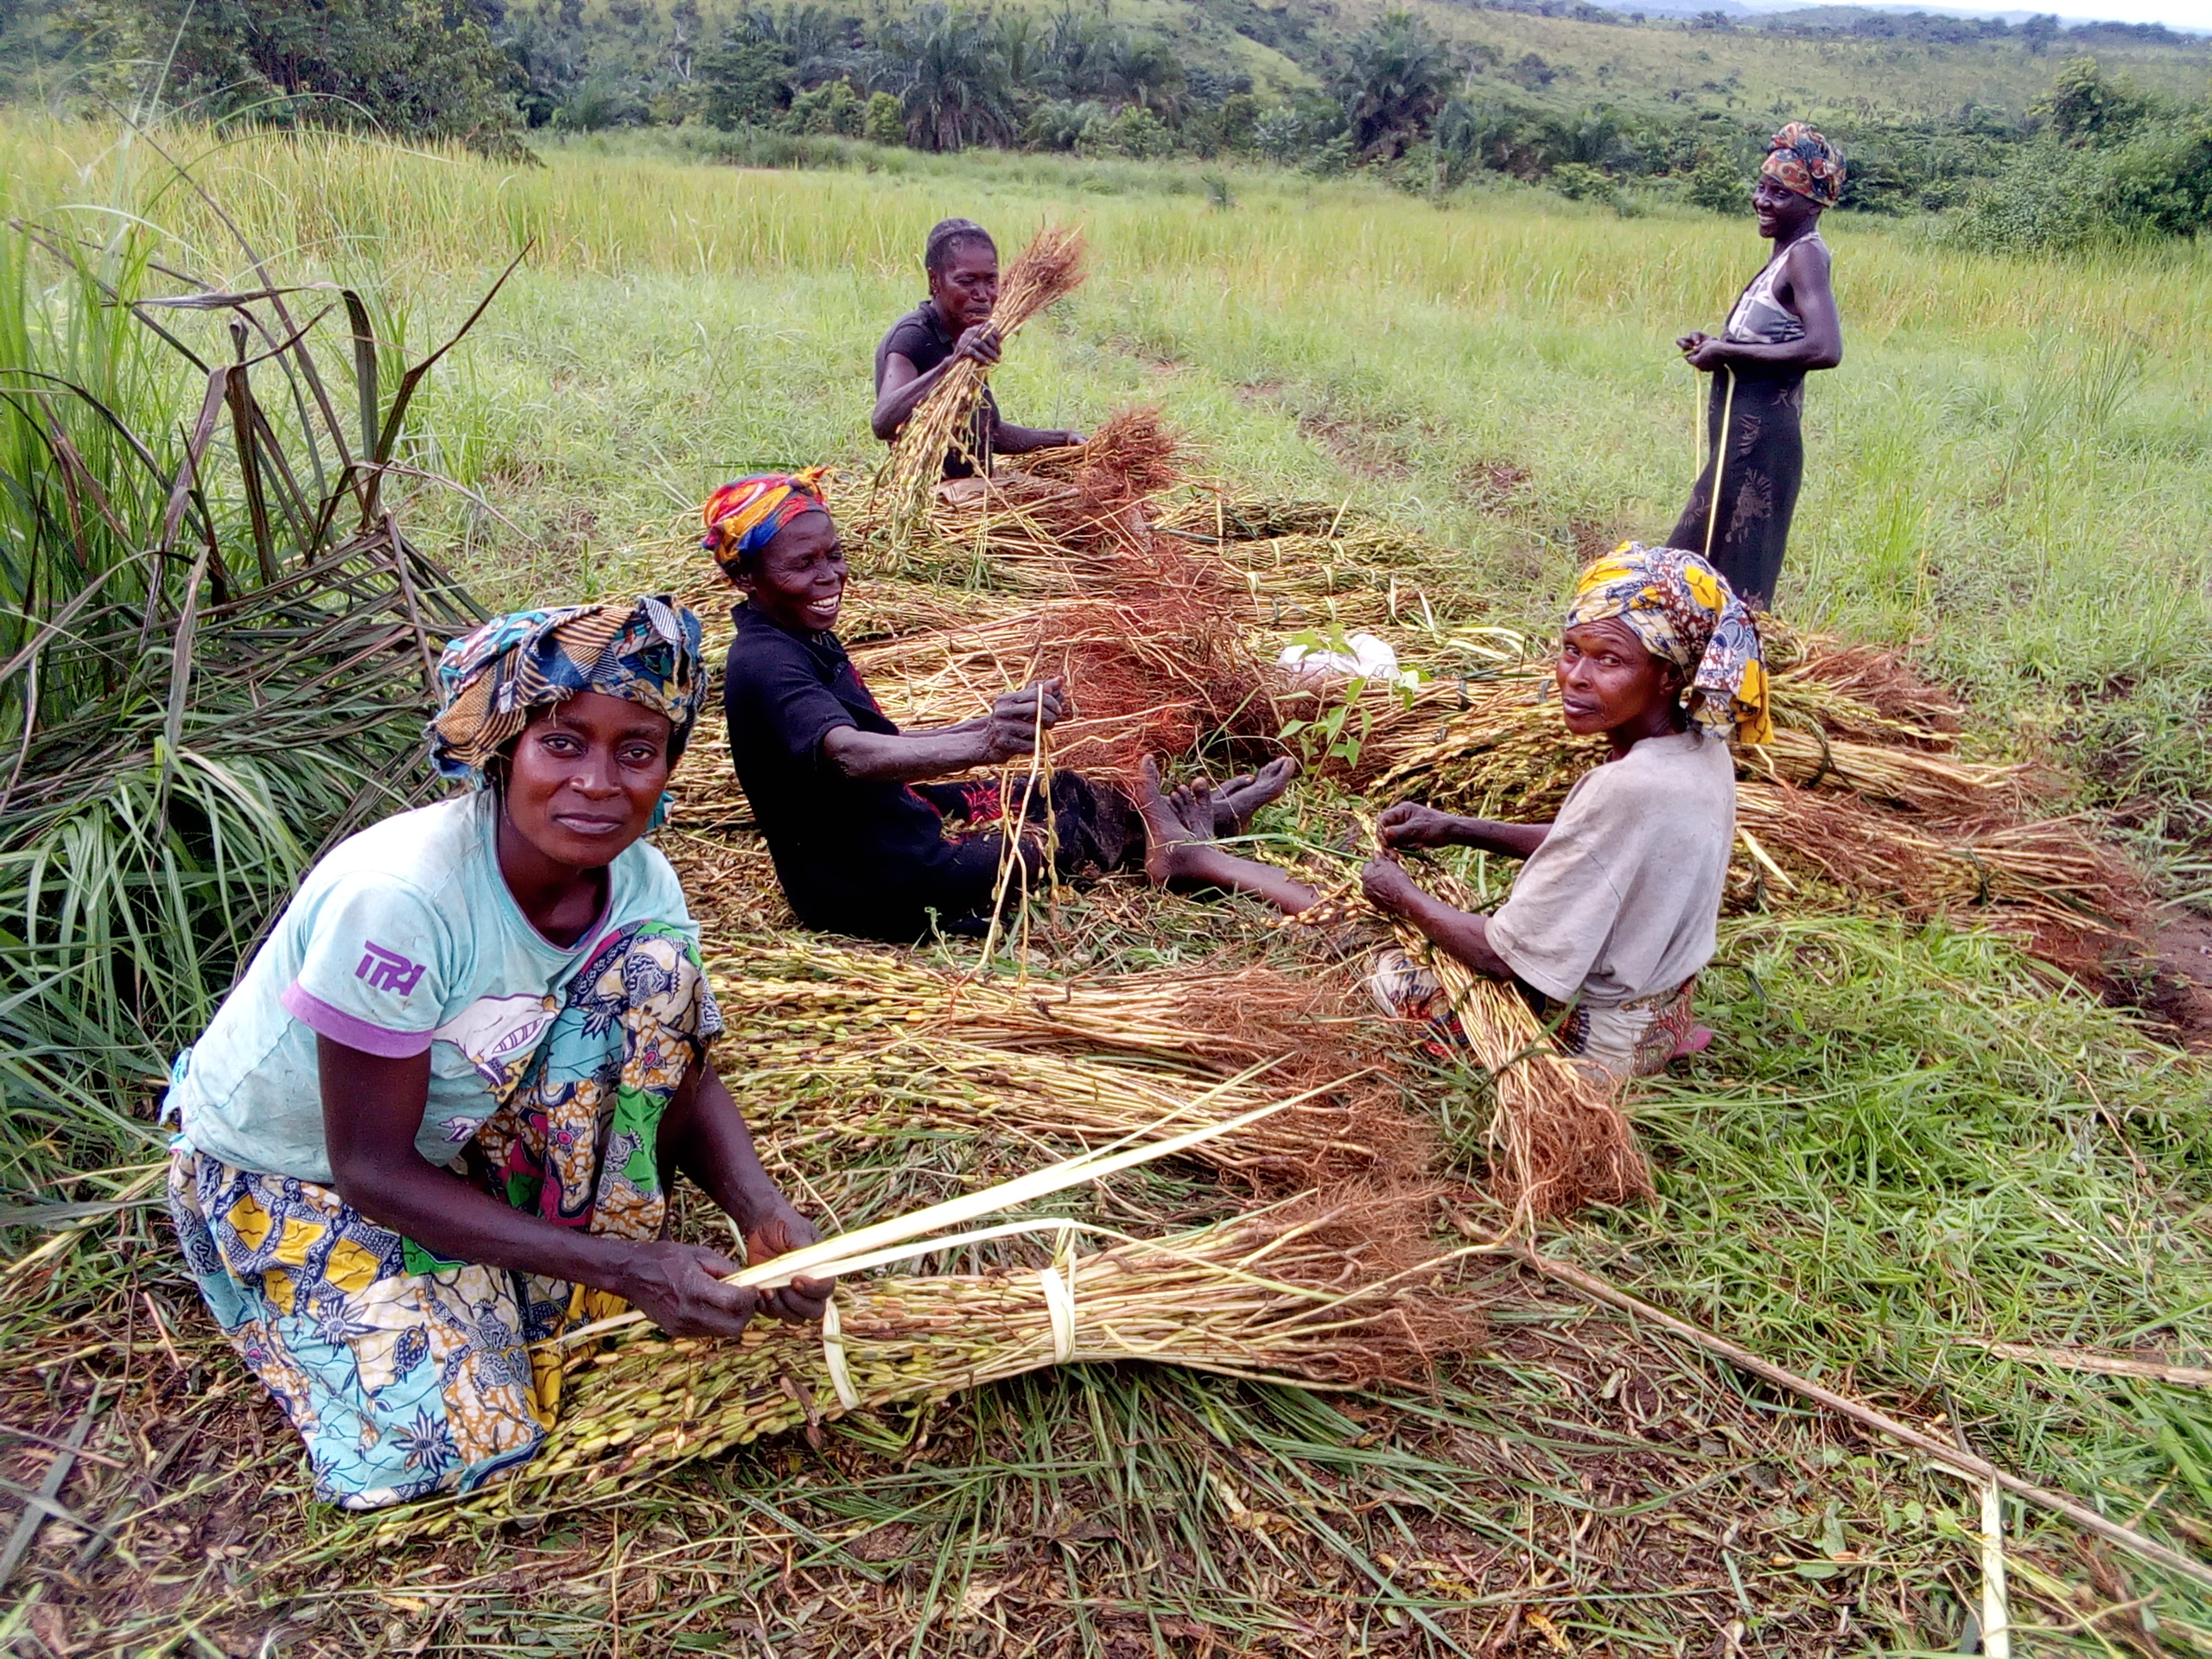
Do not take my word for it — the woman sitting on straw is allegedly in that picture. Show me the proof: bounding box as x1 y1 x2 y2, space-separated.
870 218 1085 480
1361 544 1768 1081
708 472 1294 943
162 598 830 1510
1134 544 1766 1083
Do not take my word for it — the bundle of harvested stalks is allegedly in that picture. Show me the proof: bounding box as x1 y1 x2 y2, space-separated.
1734 782 2146 974
1273 844 1650 1221
951 405 1196 574
713 944 1383 1077
732 1033 1427 1189
875 224 1087 550
1386 913 1654 1222
842 590 1271 779
377 1188 1478 1536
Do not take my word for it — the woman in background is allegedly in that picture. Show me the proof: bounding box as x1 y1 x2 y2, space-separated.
870 217 1084 480
1669 123 1846 610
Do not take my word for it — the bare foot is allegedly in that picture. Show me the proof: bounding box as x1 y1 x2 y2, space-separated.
1139 757 1211 886
1210 756 1300 836
1670 1023 1714 1061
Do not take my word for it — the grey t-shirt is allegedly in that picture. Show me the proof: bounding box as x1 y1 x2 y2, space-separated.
1486 729 1737 1008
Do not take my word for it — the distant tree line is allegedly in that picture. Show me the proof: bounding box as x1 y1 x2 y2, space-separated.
16 0 2212 252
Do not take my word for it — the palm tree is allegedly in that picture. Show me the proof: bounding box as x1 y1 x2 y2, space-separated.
1332 10 1450 157
874 5 1017 151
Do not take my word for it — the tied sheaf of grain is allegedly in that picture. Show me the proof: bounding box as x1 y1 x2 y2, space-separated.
874 224 1088 551
372 1191 1483 1538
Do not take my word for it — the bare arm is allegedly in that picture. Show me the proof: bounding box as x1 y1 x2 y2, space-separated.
992 416 1084 455
1684 238 1841 375
872 350 957 442
872 324 1004 442
659 1066 831 1322
1359 860 1518 981
321 1042 814 1336
1377 802 1551 859
823 678 1065 784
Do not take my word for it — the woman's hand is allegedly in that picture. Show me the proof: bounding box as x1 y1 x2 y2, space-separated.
955 323 1002 367
1359 855 1427 918
1676 329 1711 356
1683 334 1731 372
979 677 1069 762
613 1241 769 1338
744 1204 835 1324
1376 802 1462 851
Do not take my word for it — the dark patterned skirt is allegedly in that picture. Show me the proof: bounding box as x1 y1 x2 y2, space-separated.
823 772 1143 944
1667 371 1804 611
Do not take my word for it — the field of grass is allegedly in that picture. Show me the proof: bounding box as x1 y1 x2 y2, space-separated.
16 118 2198 849
7 116 2212 1656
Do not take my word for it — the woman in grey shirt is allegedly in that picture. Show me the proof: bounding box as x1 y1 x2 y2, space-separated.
1362 543 1770 1081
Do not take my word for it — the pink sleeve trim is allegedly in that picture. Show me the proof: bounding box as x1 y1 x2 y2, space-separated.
280 982 435 1058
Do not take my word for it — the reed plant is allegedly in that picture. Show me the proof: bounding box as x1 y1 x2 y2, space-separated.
0 154 484 1195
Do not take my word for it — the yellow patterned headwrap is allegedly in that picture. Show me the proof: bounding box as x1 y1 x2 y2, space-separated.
1564 543 1771 746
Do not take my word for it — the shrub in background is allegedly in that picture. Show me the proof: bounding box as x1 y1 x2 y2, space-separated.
696 33 793 129
60 0 520 149
1077 105 1172 160
785 77 864 136
1548 160 1619 207
1684 156 1748 213
864 89 906 145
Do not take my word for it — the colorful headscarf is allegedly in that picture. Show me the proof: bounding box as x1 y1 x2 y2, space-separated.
429 595 708 785
700 468 833 580
1564 543 1772 747
1761 123 1845 209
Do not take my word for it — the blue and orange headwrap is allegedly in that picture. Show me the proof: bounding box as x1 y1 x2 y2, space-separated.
1565 543 1771 747
701 468 834 581
1762 123 1845 209
429 595 708 788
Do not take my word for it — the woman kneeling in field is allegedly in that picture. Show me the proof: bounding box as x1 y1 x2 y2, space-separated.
1140 543 1766 1083
707 471 1294 943
163 598 829 1510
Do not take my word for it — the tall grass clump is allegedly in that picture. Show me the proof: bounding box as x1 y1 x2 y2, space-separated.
0 172 481 1198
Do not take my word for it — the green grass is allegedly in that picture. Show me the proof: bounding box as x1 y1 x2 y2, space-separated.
21 116 2191 851
8 116 2212 1655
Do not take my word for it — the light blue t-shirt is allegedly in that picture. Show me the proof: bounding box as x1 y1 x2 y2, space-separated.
168 793 696 1183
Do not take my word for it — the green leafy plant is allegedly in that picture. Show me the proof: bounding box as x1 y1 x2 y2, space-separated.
1274 625 1423 771
0 160 489 1186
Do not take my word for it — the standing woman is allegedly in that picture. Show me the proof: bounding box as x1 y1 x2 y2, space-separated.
1669 123 1846 610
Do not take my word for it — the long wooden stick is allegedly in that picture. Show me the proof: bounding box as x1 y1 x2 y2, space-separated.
1958 1338 2212 1391
1448 1213 2212 1594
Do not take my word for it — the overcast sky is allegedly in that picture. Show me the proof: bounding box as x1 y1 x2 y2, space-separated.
2054 0 2212 25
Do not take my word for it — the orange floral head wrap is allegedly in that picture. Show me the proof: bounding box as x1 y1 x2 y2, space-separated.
1761 123 1845 209
701 468 833 580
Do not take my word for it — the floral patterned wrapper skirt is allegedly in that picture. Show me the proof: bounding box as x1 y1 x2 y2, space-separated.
165 919 718 1510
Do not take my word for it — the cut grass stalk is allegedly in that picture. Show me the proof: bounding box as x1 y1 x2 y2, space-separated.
1453 1211 2212 1598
